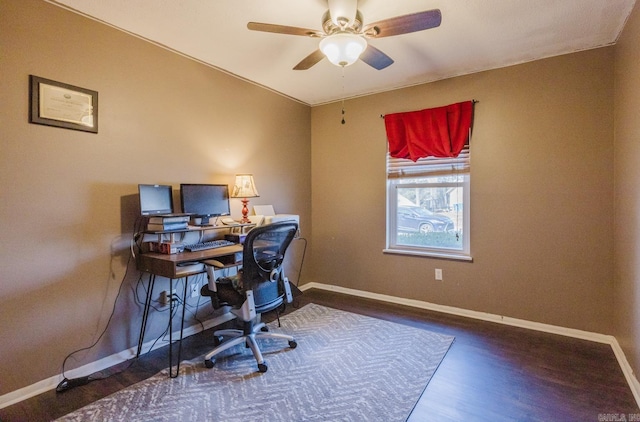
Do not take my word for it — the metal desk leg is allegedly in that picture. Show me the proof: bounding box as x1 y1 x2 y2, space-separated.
168 276 191 378
136 273 156 358
169 277 176 377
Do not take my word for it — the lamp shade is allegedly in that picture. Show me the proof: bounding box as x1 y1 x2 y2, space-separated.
231 174 259 198
319 33 367 67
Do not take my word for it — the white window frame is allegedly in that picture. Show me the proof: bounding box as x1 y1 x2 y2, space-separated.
384 148 472 261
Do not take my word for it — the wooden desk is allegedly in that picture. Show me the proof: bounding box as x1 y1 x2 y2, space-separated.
137 244 243 278
135 244 243 377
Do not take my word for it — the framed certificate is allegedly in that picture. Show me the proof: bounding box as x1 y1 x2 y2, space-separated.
29 75 98 133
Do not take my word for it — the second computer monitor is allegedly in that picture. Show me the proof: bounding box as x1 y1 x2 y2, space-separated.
180 184 230 225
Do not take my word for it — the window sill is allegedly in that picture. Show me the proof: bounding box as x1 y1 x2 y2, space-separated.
383 248 473 262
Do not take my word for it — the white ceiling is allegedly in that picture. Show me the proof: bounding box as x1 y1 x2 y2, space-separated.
48 0 636 106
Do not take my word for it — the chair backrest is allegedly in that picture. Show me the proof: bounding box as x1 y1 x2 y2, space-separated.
241 221 298 310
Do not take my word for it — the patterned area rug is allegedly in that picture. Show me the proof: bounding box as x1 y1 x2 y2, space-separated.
57 303 454 422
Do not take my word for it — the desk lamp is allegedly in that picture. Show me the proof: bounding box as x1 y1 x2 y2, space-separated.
231 174 259 223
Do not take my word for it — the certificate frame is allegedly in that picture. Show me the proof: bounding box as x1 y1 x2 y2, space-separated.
29 75 98 133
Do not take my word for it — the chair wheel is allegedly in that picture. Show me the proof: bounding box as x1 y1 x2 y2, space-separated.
204 359 215 368
258 363 268 373
213 335 223 346
289 340 297 349
261 326 269 332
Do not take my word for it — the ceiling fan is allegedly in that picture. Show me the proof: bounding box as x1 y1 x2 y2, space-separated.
247 0 442 70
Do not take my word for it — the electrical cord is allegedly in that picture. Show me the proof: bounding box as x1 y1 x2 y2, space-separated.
168 275 210 332
290 236 307 309
293 236 307 287
132 273 170 314
180 276 209 332
58 217 271 392
145 301 181 354
56 217 149 393
56 247 134 393
131 215 147 260
137 274 210 355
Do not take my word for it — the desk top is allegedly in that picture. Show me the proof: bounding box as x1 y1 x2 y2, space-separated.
137 244 243 278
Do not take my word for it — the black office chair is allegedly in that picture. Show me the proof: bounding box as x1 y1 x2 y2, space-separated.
201 221 299 372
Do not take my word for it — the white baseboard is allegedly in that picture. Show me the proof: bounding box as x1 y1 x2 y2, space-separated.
5 284 639 409
300 282 640 406
0 312 235 410
611 338 640 406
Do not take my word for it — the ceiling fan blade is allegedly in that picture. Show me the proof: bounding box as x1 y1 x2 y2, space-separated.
360 44 394 70
247 22 323 37
293 49 326 70
363 9 442 38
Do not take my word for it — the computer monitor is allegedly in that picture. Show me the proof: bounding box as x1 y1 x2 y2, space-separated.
180 184 230 225
138 184 174 216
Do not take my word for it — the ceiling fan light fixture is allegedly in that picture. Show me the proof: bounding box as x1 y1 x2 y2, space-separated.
319 33 367 67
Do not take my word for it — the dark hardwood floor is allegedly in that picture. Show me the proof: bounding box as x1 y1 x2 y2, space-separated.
1 289 638 421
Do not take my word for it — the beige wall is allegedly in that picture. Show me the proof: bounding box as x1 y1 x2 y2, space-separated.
0 0 311 395
614 1 640 380
3 0 639 402
309 48 615 334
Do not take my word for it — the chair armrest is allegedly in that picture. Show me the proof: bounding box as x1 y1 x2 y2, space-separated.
203 259 225 268
203 259 243 293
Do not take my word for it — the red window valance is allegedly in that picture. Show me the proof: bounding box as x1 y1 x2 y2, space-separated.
384 100 474 162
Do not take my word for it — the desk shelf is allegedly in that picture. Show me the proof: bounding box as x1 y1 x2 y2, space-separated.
145 222 254 234
136 244 243 278
142 222 255 249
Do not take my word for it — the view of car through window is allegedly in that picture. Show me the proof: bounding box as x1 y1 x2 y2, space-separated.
397 205 455 233
396 187 463 250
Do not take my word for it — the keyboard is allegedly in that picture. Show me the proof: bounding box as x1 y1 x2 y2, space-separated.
183 239 236 252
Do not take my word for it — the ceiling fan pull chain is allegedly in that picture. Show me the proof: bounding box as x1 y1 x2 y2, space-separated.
341 68 346 124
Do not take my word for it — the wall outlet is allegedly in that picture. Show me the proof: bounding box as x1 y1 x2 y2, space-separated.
160 289 177 306
435 269 443 281
190 282 199 298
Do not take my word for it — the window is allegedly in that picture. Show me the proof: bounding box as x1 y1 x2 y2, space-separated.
385 147 471 261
